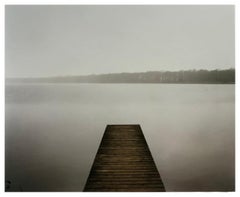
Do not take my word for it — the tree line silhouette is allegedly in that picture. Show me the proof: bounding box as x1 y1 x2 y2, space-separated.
7 68 235 84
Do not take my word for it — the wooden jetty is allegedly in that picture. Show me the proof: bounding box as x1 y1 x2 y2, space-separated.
84 125 165 192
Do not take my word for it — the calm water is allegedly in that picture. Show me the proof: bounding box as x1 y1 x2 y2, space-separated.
5 83 235 191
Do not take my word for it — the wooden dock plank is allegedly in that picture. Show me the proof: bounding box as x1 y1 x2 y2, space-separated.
83 125 165 192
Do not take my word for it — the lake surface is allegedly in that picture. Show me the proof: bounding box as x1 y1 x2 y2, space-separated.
5 83 235 191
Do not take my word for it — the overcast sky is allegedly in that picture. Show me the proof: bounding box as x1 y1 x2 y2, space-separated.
5 5 234 78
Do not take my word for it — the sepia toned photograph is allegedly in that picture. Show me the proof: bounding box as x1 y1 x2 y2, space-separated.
5 5 235 192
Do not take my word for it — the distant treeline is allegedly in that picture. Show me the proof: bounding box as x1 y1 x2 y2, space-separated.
7 69 235 84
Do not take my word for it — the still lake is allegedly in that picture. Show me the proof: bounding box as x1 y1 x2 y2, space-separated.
5 83 235 191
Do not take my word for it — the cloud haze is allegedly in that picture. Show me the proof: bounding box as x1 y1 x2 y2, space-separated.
5 5 234 77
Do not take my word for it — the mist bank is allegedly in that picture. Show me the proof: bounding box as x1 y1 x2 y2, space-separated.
6 69 235 84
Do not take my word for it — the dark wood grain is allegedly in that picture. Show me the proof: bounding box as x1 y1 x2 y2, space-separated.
84 125 165 192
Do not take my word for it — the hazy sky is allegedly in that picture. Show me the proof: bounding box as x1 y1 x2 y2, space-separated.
5 5 234 78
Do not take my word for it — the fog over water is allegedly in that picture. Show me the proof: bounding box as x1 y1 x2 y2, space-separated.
5 5 235 192
5 83 235 191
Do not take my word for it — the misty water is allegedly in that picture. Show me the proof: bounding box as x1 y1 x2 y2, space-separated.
5 83 235 191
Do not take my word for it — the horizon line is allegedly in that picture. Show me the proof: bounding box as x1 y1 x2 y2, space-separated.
6 68 235 79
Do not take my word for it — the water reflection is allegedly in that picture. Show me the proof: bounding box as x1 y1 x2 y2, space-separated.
5 84 235 191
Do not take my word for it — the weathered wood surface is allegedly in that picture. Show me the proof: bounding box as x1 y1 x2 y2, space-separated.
84 125 165 192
